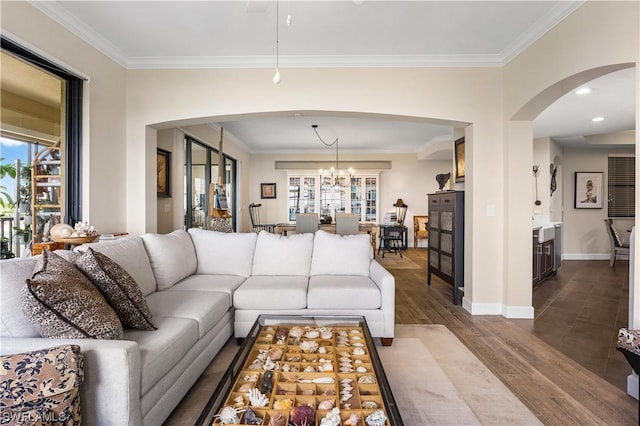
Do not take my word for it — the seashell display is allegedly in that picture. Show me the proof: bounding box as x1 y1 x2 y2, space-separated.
365 410 387 426
300 340 320 353
361 400 378 409
243 407 263 425
273 398 293 410
248 388 269 407
268 412 286 426
317 399 335 410
319 407 341 426
214 405 244 424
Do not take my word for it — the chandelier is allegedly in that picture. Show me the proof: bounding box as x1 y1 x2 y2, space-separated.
312 124 354 189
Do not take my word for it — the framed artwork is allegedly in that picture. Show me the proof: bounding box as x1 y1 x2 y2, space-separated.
157 148 171 197
261 183 276 199
454 137 465 183
574 172 603 209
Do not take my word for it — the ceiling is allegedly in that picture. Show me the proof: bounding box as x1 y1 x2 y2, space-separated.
18 1 636 155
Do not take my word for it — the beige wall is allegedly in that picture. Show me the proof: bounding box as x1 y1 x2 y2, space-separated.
3 1 638 318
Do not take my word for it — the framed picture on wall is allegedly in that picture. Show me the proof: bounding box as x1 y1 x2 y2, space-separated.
574 171 603 209
157 148 171 197
454 137 465 183
261 183 276 199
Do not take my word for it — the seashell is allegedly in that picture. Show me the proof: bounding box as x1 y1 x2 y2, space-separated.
50 223 74 239
266 347 283 361
350 329 361 334
352 342 364 347
232 395 245 408
344 413 361 426
237 382 254 393
354 359 363 364
338 351 351 357
361 400 378 409
268 411 286 426
365 410 387 426
303 366 316 373
341 385 353 392
353 347 365 355
319 407 341 426
339 330 348 336
243 374 259 382
340 393 352 402
300 341 320 353
248 388 269 407
304 330 320 339
320 328 333 339
317 399 335 410
297 376 334 384
342 403 352 409
214 405 243 424
302 388 315 395
357 375 376 384
318 346 328 354
320 362 333 372
356 366 368 373
339 367 354 373
275 327 289 343
322 388 336 396
262 357 278 371
248 362 263 370
290 405 316 426
340 378 353 385
351 336 362 340
273 398 293 410
278 389 295 395
243 407 263 425
289 326 304 338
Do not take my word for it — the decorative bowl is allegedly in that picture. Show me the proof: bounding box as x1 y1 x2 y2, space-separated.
51 235 99 245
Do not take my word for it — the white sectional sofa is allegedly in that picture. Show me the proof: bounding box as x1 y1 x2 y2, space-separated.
0 228 395 426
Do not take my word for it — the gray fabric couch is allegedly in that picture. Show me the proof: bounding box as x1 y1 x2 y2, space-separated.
0 228 395 426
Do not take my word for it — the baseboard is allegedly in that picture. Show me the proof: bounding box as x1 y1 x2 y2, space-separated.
562 253 612 260
627 373 639 399
502 305 534 319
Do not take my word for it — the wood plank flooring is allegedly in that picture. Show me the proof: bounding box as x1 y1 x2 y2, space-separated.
384 248 637 425
166 248 638 425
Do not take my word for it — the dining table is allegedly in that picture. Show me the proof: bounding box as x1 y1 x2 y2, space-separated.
274 222 378 255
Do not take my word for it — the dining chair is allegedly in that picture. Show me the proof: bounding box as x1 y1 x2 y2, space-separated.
248 203 275 233
295 213 319 234
413 215 428 248
604 218 629 267
379 225 405 258
336 213 360 236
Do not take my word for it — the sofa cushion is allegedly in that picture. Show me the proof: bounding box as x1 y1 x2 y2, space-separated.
188 228 257 277
0 344 83 425
169 274 247 306
308 275 381 309
123 316 198 395
22 250 123 339
145 290 230 338
76 248 156 330
252 231 314 276
233 276 308 310
142 230 197 291
77 237 157 296
1 257 41 337
310 230 372 276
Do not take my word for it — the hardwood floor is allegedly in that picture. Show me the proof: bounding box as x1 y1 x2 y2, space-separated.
166 248 638 425
385 248 637 425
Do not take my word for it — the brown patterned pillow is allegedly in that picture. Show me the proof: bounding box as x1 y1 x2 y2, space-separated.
76 248 156 330
21 250 123 339
0 344 83 425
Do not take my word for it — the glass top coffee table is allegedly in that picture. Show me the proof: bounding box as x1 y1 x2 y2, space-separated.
196 315 403 425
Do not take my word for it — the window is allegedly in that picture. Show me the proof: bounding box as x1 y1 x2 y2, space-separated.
608 156 635 218
287 172 378 222
1 36 82 251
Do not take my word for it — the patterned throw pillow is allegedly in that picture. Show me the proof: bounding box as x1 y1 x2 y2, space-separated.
21 250 123 339
76 248 156 330
0 344 83 425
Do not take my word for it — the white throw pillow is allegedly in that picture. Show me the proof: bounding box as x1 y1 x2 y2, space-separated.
141 230 197 290
188 228 257 277
310 230 372 276
252 231 314 276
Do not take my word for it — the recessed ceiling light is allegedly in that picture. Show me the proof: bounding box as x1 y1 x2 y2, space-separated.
592 116 604 122
576 87 591 95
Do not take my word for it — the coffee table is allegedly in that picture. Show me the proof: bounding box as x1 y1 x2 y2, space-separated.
196 315 403 425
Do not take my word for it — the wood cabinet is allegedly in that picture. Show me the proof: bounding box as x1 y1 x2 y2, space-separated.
427 191 464 304
533 229 555 287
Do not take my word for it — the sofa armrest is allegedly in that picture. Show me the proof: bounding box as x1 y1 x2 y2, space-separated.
369 260 395 338
1 337 142 426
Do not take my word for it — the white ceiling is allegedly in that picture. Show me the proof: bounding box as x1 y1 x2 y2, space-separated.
29 0 636 155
